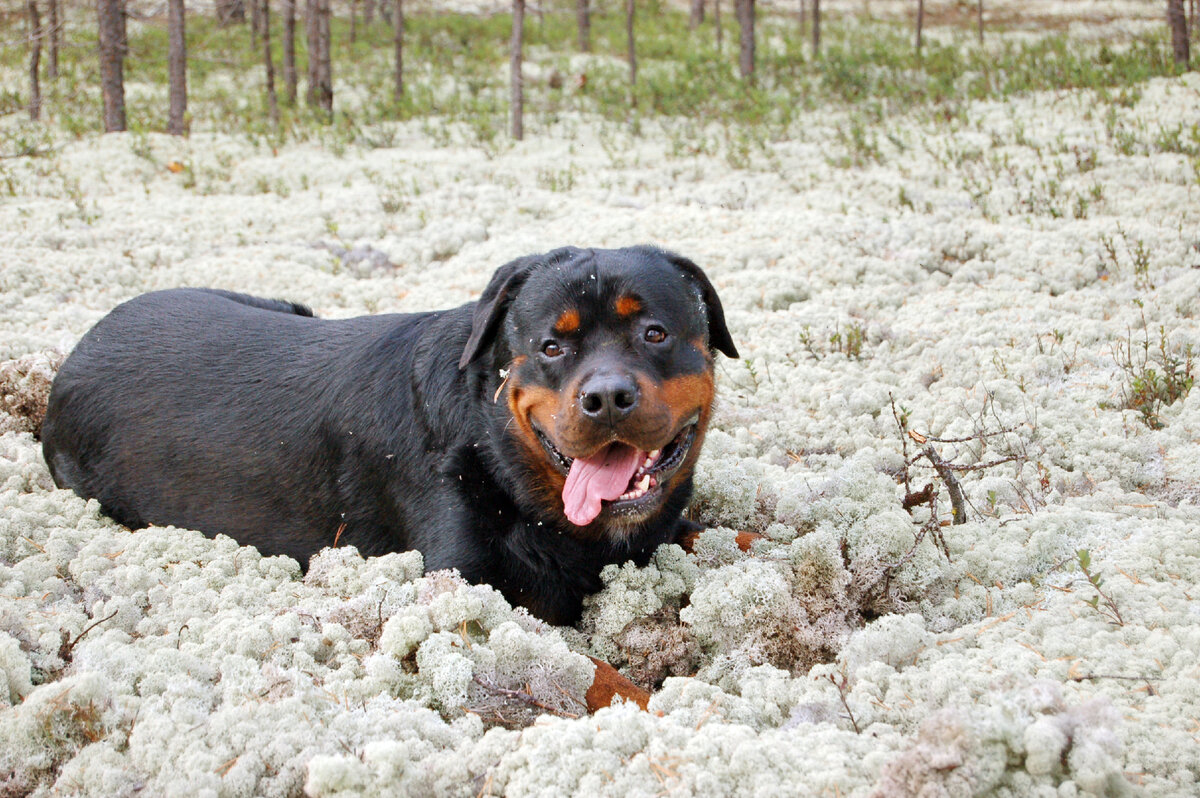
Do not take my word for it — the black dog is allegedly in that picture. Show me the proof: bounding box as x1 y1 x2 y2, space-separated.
41 246 738 624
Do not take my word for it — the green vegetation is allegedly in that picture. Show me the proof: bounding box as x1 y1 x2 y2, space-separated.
1111 322 1195 430
1 6 1187 157
1076 549 1124 626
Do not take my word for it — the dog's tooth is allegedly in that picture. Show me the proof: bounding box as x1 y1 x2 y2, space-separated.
636 474 650 492
649 449 661 460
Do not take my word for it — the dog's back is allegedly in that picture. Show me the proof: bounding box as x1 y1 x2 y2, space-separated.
42 288 413 563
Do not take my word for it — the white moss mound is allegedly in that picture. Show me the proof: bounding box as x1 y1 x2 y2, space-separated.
2 50 1199 798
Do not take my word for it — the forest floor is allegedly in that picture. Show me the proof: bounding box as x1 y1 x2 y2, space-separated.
2 7 1200 797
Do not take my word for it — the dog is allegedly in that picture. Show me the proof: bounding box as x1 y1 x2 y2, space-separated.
41 246 738 626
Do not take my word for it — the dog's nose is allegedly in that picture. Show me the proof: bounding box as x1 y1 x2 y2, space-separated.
579 373 639 424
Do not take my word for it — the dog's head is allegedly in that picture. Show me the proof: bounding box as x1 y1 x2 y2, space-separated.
460 246 738 539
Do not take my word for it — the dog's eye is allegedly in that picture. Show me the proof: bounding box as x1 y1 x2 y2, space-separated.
644 326 668 344
541 341 564 358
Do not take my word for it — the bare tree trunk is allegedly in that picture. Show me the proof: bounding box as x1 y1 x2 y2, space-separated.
715 0 722 51
168 0 187 134
97 0 127 131
811 0 820 57
263 0 279 125
282 0 297 103
47 0 59 80
365 0 374 25
736 0 754 81
690 0 704 29
317 0 332 113
305 0 318 106
626 0 637 86
1168 0 1190 68
511 0 524 140
27 0 42 121
250 0 262 45
977 0 984 43
577 0 590 52
117 0 127 53
350 0 357 44
798 0 804 34
393 0 404 102
916 0 924 59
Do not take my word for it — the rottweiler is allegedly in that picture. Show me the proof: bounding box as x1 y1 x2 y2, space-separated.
41 246 738 626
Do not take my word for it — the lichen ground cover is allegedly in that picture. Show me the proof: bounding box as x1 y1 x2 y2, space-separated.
2 55 1199 797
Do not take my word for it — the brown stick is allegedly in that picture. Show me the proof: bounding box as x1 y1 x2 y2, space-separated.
473 674 582 718
626 0 637 87
915 0 924 59
282 0 297 103
27 0 42 122
97 0 127 131
47 0 59 79
392 0 403 102
167 0 187 135
922 444 968 525
263 0 279 126
510 0 524 140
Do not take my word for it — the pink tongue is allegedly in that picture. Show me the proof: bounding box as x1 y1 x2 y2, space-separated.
562 443 644 526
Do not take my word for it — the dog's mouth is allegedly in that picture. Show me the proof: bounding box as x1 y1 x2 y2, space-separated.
534 416 698 527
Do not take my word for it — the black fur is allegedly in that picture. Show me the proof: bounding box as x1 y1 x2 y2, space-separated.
41 246 736 624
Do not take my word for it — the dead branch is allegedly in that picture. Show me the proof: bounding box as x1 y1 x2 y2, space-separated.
59 608 120 664
921 444 968 525
471 675 581 719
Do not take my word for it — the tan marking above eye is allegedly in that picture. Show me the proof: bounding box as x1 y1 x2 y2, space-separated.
615 295 642 317
554 309 581 335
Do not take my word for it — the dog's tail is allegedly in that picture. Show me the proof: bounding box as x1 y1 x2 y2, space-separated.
201 289 315 317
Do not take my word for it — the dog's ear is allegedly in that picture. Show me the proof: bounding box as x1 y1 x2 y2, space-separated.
458 255 542 370
664 252 739 359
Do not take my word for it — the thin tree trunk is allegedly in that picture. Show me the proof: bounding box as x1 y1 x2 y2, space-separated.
317 0 332 113
1168 0 1190 68
168 0 187 134
250 0 262 45
393 0 404 102
977 0 984 43
97 0 127 131
511 0 524 140
365 0 374 25
577 0 590 52
283 0 297 103
263 0 279 125
715 0 722 51
690 0 704 30
626 0 636 86
47 0 59 79
736 0 754 81
305 0 318 106
916 0 924 59
27 0 42 121
798 0 804 34
350 0 357 44
118 0 127 51
811 0 820 57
